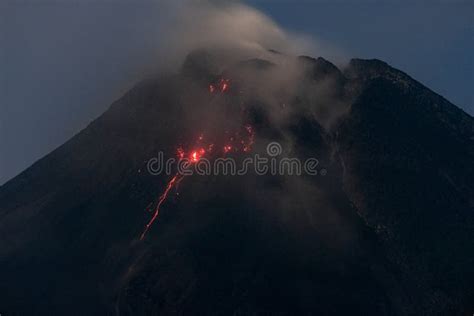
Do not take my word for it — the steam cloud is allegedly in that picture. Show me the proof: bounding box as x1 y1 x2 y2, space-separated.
153 1 344 72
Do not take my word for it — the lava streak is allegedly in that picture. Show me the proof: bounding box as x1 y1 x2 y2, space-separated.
140 145 208 240
140 129 254 239
140 173 184 240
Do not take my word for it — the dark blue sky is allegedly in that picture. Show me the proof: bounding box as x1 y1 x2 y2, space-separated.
1 1 473 184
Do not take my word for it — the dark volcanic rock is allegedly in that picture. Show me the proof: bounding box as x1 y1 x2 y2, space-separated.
335 61 474 313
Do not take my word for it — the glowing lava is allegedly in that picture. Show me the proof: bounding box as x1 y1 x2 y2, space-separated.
140 77 257 240
140 173 184 240
140 146 208 240
190 148 206 163
209 78 231 94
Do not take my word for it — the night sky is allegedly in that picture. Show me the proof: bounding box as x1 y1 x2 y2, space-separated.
1 0 473 184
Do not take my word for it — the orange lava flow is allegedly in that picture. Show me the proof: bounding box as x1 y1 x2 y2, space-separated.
140 147 207 240
140 173 184 240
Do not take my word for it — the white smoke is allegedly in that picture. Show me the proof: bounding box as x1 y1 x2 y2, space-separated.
152 1 344 72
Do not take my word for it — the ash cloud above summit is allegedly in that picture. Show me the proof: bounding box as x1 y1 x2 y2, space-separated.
147 0 344 72
150 1 350 131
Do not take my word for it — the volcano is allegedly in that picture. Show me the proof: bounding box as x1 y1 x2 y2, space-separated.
0 50 473 315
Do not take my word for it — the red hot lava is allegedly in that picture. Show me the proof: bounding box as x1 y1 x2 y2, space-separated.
140 78 256 240
190 148 206 163
209 78 231 94
140 173 183 240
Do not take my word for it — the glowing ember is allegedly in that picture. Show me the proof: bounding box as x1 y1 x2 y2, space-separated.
177 147 185 160
244 124 255 148
219 79 230 92
190 148 205 163
209 78 231 94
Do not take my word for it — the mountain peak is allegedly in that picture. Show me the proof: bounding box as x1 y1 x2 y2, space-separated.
297 55 344 82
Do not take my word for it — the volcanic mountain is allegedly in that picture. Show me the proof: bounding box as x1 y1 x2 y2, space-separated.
1 50 473 315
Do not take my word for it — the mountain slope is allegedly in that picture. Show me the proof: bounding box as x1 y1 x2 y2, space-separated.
336 59 474 313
